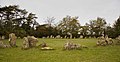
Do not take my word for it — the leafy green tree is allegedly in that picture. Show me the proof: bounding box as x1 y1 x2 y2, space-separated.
35 24 50 37
113 16 120 37
79 26 91 38
22 13 38 35
105 25 116 38
0 5 26 37
0 5 38 38
57 15 80 38
86 17 106 38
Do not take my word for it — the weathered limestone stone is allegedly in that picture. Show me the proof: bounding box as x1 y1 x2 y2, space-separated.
9 33 17 47
22 37 30 49
97 35 113 46
0 40 11 48
27 36 38 47
0 40 4 48
64 41 81 50
115 35 120 44
56 35 61 39
1 36 5 40
47 36 49 38
22 36 38 49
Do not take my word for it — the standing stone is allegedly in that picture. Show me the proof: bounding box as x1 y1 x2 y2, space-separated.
0 40 4 48
64 36 67 39
64 41 81 50
115 36 120 44
22 36 38 49
0 36 1 40
9 33 17 47
80 35 83 39
22 37 30 49
2 36 5 40
47 36 49 38
70 35 72 39
50 35 53 38
27 36 38 47
56 35 60 39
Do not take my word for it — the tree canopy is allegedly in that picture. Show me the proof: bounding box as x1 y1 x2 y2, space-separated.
0 5 119 39
0 5 38 38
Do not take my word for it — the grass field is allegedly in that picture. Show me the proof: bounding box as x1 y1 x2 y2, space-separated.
0 38 120 62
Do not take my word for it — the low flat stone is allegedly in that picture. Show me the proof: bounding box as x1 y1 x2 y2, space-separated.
41 47 54 50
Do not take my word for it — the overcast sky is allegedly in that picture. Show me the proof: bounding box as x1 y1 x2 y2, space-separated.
0 0 120 26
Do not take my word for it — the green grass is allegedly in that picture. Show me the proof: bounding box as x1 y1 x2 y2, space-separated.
0 38 120 62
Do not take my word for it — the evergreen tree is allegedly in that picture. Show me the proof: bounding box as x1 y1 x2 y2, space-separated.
113 16 120 37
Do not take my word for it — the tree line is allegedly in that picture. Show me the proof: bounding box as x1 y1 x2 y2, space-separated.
0 5 120 39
